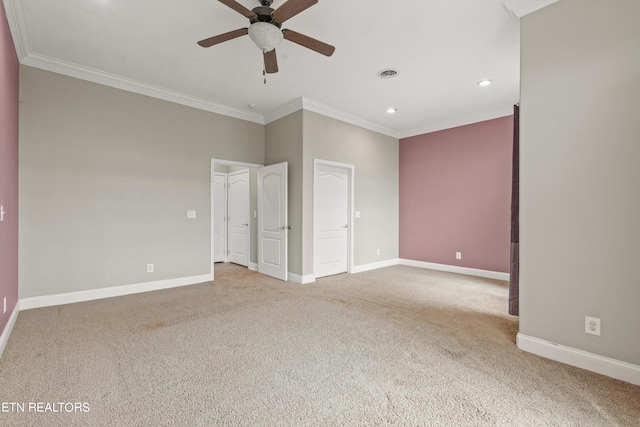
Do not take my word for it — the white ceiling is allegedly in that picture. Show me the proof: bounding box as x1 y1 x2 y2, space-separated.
3 0 554 138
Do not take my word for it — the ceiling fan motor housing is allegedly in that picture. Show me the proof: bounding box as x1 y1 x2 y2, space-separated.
251 6 281 26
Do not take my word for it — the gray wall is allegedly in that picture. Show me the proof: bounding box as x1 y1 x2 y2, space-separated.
520 0 640 365
20 66 265 298
303 110 399 276
265 110 303 276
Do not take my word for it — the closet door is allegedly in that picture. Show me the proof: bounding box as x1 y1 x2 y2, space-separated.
212 173 227 263
228 169 250 266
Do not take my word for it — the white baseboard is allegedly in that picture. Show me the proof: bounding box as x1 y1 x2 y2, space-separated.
287 272 315 284
399 259 510 281
517 333 640 386
20 274 213 311
351 258 400 274
248 262 258 271
0 302 20 359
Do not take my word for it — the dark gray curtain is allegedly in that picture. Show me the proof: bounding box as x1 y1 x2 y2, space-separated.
509 104 520 316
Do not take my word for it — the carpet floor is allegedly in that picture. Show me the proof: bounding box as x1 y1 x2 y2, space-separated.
0 264 638 426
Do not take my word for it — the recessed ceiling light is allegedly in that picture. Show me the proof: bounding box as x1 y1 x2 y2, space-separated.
386 108 397 114
248 103 257 109
477 79 492 86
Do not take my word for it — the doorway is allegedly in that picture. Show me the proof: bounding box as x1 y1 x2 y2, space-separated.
313 159 354 279
211 159 289 281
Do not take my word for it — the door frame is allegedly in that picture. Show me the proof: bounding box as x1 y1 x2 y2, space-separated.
211 159 263 280
313 159 355 279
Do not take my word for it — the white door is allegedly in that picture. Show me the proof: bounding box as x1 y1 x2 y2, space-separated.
258 162 288 281
228 169 250 266
213 173 228 263
314 162 351 278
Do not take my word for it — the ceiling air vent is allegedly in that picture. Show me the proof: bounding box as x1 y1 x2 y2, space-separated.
377 68 399 79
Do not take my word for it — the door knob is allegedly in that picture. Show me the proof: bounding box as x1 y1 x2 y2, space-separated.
343 224 349 228
243 223 249 226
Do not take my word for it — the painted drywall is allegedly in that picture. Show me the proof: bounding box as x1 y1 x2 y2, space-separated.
302 110 399 275
0 3 19 333
399 116 513 273
265 110 303 276
520 0 640 365
19 66 264 298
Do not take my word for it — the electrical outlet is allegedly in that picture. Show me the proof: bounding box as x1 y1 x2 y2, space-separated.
187 210 196 219
456 252 462 260
585 316 601 336
376 248 380 256
147 263 154 273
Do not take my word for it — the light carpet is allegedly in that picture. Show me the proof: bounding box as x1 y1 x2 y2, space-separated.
0 264 638 426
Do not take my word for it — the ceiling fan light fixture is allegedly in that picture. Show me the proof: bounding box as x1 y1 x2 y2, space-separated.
248 22 283 52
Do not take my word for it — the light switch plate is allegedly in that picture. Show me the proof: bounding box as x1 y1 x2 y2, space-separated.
355 211 361 218
187 210 196 219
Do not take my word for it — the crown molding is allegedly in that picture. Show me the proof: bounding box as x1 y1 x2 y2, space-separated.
301 97 401 139
264 97 401 139
5 0 514 140
399 106 514 139
3 0 30 60
263 97 304 124
21 53 265 124
501 0 560 18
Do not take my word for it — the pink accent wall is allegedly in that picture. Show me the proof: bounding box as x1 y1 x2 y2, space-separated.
400 116 513 273
0 5 19 333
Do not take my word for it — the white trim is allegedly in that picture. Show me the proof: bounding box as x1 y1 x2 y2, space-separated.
288 272 315 284
351 258 401 274
264 97 400 138
212 159 263 170
517 333 640 387
19 274 212 311
0 301 20 359
263 98 304 124
21 53 265 125
248 262 258 271
2 0 30 61
399 108 514 139
301 98 400 138
399 259 510 281
501 0 560 18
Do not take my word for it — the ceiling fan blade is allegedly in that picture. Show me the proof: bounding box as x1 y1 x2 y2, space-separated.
197 28 249 47
264 49 279 74
218 0 258 19
272 0 318 23
282 29 335 56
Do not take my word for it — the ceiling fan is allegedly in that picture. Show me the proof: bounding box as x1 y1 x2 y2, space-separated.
197 0 335 74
